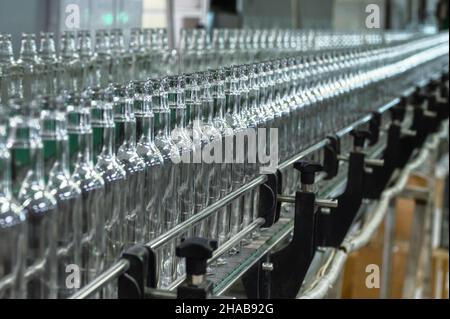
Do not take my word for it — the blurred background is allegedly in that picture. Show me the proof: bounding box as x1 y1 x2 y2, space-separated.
0 0 448 55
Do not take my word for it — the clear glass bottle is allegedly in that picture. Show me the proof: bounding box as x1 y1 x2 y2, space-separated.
60 31 82 94
38 32 60 97
0 34 23 104
93 30 112 88
224 66 246 247
88 86 126 298
237 65 259 239
0 103 27 299
39 95 82 299
128 28 143 81
8 97 58 299
16 33 43 102
66 93 105 287
185 74 209 229
110 29 132 84
146 78 180 288
111 83 146 245
134 81 163 242
166 75 195 279
211 68 233 250
77 30 96 91
198 71 222 240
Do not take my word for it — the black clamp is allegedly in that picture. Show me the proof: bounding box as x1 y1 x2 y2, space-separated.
176 237 217 299
258 170 283 228
118 245 156 299
243 161 338 298
317 129 368 247
323 135 340 180
368 111 382 146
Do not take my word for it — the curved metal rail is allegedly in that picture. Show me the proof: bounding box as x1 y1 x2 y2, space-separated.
297 121 447 299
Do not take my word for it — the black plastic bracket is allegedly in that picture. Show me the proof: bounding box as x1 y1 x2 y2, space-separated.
368 111 382 146
363 122 401 199
258 170 282 228
323 135 340 180
316 152 366 247
118 245 154 299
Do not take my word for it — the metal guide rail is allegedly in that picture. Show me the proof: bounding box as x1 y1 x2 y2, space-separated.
69 71 449 299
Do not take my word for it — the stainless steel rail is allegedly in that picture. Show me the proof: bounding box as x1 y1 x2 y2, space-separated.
70 259 130 299
147 176 267 250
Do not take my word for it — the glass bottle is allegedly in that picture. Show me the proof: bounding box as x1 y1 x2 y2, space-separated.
78 30 96 91
88 86 126 298
0 34 23 104
134 81 163 242
38 32 60 97
66 93 105 287
237 65 259 239
8 97 57 299
224 66 246 247
198 71 222 240
146 78 180 288
39 95 82 299
93 30 112 88
185 74 209 227
211 68 233 250
110 29 131 84
166 75 195 279
60 31 82 94
128 28 143 81
0 103 27 299
16 33 43 102
111 83 146 245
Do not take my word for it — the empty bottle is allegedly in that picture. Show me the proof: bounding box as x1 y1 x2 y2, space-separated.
16 33 43 102
8 96 58 299
0 103 27 299
39 95 82 299
111 83 146 245
66 92 105 286
89 86 127 298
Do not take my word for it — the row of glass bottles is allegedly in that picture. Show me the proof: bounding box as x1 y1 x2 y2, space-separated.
0 29 173 107
0 30 448 298
178 28 434 73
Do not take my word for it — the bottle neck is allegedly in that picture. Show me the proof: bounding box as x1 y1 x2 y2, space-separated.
113 97 137 150
168 88 187 130
91 101 115 160
78 34 93 59
8 116 45 196
0 37 15 64
67 106 93 169
225 78 240 115
39 35 57 61
135 97 155 144
200 84 214 124
212 81 226 120
41 110 70 179
19 36 38 62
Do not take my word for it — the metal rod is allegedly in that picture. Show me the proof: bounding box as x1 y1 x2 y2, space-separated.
277 195 295 203
147 176 267 250
145 288 177 299
69 259 130 299
210 217 265 264
278 139 329 171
